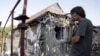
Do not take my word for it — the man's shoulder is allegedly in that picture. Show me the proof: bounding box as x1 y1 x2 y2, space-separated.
79 18 90 24
83 18 93 25
84 18 92 22
84 18 93 29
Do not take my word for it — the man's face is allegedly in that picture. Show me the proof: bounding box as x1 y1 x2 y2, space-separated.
71 13 80 21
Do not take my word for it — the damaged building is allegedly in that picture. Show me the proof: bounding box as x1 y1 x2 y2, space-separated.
5 2 100 56
5 3 70 56
24 3 70 56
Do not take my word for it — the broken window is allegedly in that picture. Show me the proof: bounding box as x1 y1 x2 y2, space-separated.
54 26 64 40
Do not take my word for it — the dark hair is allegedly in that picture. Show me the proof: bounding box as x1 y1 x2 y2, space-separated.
70 6 86 18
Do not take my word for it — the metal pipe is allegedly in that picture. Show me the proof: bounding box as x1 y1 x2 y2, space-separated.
0 21 1 52
10 11 14 56
0 21 1 26
20 0 27 56
20 26 25 56
2 0 21 32
1 0 21 53
23 0 27 15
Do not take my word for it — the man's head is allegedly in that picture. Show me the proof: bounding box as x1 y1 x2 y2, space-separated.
70 6 86 21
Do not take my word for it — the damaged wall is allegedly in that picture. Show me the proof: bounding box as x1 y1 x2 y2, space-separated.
25 12 70 56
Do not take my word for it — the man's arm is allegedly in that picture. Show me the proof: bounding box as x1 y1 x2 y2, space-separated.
71 35 80 44
71 20 88 44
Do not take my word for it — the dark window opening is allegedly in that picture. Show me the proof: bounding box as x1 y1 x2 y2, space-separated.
54 26 63 39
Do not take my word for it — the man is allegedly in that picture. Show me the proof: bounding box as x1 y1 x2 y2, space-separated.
69 6 93 56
